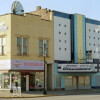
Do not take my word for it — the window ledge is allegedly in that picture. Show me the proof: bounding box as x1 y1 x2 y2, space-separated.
38 55 50 58
17 54 29 56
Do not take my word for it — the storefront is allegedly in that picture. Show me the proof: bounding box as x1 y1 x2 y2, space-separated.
54 63 97 90
0 60 44 92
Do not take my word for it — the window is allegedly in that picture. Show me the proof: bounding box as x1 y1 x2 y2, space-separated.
0 37 6 55
65 33 66 35
59 47 61 50
94 51 95 53
64 25 66 27
94 30 95 32
94 37 95 39
65 40 67 43
59 40 61 42
59 24 61 26
17 37 27 55
65 48 66 51
89 36 91 39
98 38 99 40
89 43 91 46
39 40 48 56
98 31 100 33
94 44 95 46
59 32 61 35
89 29 91 32
56 76 61 88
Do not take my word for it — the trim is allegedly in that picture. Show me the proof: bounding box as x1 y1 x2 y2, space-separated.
86 18 100 25
71 15 74 61
53 10 71 19
82 16 86 63
54 60 71 64
74 14 78 63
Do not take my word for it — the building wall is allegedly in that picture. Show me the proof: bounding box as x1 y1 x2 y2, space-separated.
86 19 100 60
11 14 54 62
0 14 11 60
53 11 71 61
29 6 53 21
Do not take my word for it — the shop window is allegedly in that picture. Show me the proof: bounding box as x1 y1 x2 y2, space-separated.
65 76 73 88
56 76 61 88
17 37 28 55
39 40 48 56
85 76 90 86
0 73 10 89
0 37 6 55
78 76 84 86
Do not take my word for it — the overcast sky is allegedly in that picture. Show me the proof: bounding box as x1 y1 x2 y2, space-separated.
0 0 100 21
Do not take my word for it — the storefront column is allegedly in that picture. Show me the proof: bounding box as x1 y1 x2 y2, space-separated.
10 73 12 90
26 75 29 91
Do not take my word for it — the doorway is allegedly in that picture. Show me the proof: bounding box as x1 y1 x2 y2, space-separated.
21 75 26 91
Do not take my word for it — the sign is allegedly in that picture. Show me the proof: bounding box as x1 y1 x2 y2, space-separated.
58 64 97 72
0 60 44 70
0 22 8 32
11 60 44 70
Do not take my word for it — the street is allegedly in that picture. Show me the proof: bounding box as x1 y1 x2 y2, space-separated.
1 94 100 100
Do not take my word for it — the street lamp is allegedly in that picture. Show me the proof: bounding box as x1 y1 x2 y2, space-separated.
43 39 47 94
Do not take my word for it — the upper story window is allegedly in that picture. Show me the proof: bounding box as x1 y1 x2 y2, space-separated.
89 29 91 32
64 25 66 27
0 37 6 55
59 24 61 26
17 37 27 55
39 40 48 56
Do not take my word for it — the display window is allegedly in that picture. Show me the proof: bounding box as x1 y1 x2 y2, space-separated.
0 71 21 90
29 72 44 89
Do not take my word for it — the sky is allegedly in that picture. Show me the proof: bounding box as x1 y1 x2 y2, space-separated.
0 0 100 21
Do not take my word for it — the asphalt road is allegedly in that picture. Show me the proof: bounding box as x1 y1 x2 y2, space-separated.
1 94 100 100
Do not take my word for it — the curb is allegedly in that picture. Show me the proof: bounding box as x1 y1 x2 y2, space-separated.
0 95 59 98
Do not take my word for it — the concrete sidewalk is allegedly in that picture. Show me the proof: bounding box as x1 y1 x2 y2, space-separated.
0 89 100 98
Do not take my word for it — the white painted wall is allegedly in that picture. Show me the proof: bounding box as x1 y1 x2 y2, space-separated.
86 23 100 61
54 16 71 61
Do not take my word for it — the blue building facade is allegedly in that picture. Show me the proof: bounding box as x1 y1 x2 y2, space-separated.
53 10 100 90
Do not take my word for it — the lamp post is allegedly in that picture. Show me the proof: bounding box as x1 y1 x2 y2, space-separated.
43 39 47 94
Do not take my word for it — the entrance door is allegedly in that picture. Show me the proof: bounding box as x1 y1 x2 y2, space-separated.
21 75 26 91
65 76 77 90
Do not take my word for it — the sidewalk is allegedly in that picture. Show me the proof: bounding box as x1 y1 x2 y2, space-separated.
0 89 100 98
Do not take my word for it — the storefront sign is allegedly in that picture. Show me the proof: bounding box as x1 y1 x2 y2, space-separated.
0 60 44 70
11 60 44 70
58 64 97 72
0 22 8 32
